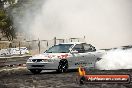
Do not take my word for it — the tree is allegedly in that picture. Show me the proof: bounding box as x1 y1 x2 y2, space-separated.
0 0 15 9
0 0 16 41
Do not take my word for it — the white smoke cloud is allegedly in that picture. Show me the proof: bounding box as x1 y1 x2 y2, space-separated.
96 48 132 70
13 0 132 49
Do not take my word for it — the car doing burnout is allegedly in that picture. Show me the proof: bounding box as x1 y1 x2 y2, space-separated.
26 42 105 74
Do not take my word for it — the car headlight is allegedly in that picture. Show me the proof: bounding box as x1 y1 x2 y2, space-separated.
27 59 32 62
42 59 53 62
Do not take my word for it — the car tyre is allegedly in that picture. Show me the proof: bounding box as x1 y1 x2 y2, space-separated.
29 69 42 74
57 59 68 73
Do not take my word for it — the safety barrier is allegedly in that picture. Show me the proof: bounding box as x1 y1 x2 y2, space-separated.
0 55 32 67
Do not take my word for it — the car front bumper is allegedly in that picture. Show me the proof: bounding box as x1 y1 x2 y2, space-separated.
26 61 59 70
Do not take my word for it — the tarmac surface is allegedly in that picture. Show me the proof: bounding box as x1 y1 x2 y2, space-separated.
0 67 132 88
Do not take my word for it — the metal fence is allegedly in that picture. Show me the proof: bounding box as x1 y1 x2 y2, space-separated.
0 37 85 55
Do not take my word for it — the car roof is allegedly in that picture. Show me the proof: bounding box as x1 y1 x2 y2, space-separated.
59 42 86 45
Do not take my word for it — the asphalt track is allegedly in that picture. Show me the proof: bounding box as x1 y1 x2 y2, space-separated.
0 67 132 88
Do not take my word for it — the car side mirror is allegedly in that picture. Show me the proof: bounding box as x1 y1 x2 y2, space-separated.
70 50 78 54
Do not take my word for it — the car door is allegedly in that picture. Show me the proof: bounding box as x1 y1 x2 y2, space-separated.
82 44 97 68
68 44 86 68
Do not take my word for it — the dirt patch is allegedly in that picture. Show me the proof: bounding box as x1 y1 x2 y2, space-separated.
0 68 132 88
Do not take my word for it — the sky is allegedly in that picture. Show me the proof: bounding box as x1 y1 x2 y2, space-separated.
14 0 132 49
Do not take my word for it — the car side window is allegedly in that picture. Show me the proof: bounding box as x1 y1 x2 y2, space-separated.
83 44 96 52
72 44 85 53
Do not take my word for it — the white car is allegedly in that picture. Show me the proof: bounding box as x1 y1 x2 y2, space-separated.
0 49 11 56
16 47 29 55
9 47 29 55
26 42 104 74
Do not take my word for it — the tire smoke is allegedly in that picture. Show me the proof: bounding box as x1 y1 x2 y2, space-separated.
96 48 132 70
12 0 132 49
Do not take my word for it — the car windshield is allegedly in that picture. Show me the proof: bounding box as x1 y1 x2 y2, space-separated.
45 44 73 53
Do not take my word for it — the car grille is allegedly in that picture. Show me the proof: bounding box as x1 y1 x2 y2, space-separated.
32 65 44 67
32 59 43 62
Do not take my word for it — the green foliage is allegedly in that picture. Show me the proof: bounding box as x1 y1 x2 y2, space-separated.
0 0 16 41
0 10 6 27
1 0 40 40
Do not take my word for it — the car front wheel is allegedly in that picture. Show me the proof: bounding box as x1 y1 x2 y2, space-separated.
57 59 68 73
29 69 42 74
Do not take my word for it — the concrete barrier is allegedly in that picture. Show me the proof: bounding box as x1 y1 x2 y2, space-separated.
0 55 32 67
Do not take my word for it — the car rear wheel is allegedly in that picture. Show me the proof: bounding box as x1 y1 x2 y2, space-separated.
57 59 68 73
29 69 42 74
